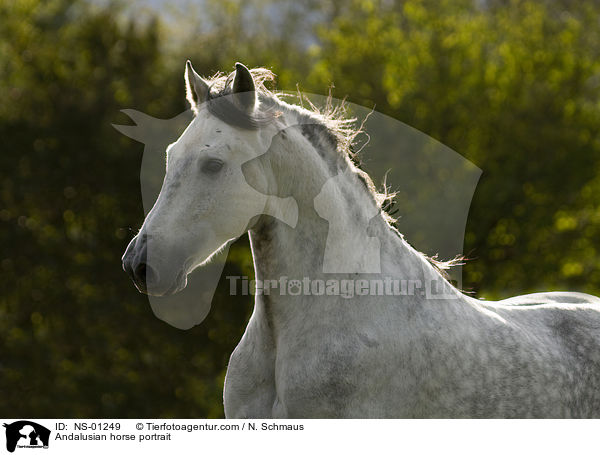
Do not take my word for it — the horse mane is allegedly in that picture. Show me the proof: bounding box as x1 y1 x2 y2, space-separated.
201 67 463 275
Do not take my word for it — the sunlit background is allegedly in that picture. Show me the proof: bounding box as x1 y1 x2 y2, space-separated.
2 0 600 417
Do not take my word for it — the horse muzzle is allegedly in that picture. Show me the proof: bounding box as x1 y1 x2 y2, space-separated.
122 234 188 296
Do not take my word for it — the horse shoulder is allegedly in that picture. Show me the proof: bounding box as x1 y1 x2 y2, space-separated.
223 299 276 418
271 299 427 417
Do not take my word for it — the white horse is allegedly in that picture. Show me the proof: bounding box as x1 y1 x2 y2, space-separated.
123 61 600 418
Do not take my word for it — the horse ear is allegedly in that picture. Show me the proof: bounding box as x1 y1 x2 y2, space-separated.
185 60 209 112
232 62 256 111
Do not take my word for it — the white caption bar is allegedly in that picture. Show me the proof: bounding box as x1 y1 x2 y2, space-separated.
1 419 597 455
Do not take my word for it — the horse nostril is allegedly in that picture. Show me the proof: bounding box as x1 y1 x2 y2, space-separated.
134 262 158 288
135 262 147 282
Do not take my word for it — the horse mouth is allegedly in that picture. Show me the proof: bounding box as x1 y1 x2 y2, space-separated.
160 271 188 296
142 269 188 297
133 270 187 297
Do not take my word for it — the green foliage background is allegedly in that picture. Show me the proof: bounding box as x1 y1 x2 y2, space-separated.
1 0 600 417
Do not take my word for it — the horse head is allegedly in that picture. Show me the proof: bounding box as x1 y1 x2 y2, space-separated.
122 61 293 296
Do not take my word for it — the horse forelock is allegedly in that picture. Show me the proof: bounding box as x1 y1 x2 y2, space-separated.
202 68 279 130
199 68 356 153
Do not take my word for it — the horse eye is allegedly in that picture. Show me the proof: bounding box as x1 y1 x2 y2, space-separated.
201 158 224 174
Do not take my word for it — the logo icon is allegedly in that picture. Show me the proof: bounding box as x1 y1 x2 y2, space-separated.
3 421 50 453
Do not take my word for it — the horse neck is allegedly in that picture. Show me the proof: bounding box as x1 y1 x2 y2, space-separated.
248 119 463 307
